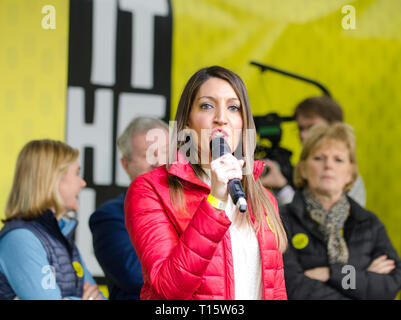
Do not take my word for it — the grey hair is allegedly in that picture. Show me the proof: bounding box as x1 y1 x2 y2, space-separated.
117 116 169 160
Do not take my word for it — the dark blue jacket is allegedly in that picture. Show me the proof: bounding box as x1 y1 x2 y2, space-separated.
0 210 84 299
89 193 143 300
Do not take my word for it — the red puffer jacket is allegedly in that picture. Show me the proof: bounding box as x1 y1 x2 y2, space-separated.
124 153 287 300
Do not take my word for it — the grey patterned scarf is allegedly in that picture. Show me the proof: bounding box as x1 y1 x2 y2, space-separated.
303 188 350 265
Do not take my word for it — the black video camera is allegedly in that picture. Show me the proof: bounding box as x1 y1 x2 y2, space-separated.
253 112 295 186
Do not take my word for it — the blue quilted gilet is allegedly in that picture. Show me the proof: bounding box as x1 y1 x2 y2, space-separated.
0 210 84 299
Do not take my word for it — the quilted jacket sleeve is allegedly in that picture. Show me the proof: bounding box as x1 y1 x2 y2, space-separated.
124 175 231 300
328 215 401 300
283 244 351 300
280 205 351 300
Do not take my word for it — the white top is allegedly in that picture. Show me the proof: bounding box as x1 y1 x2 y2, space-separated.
201 169 262 300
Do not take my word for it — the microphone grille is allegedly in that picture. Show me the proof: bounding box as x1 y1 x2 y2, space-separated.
210 137 231 160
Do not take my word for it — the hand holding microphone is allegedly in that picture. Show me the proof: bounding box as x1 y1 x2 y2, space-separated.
209 137 247 212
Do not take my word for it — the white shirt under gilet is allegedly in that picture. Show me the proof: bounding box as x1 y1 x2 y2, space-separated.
201 169 262 300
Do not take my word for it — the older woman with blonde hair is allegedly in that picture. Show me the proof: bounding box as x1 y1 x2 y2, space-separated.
0 139 105 300
281 122 401 299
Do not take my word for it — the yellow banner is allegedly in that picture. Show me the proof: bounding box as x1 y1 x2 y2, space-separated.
0 0 69 225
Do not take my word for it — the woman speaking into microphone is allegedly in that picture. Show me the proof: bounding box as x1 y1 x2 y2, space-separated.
124 66 288 300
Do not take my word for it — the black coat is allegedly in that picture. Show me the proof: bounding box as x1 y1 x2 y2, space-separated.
281 191 401 300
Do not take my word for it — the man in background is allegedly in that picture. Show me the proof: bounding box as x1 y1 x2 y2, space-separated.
261 95 366 207
89 117 169 299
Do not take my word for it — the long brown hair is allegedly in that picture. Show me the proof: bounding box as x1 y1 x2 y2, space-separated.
168 66 287 252
4 139 79 222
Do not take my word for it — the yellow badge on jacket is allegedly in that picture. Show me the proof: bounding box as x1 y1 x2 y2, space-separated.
72 261 84 278
292 233 309 250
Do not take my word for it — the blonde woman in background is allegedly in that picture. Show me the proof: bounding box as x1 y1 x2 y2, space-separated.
281 123 401 299
0 139 105 300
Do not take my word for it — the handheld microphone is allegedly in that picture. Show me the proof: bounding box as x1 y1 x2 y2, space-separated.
210 137 247 213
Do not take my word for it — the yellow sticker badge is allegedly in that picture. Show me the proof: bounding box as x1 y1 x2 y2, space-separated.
72 261 84 278
292 233 309 250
